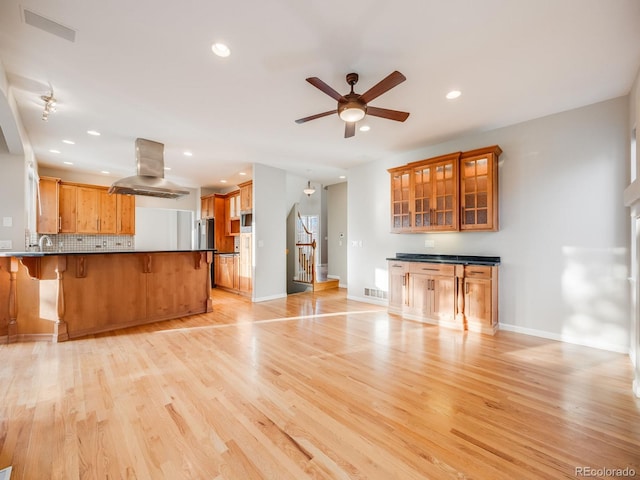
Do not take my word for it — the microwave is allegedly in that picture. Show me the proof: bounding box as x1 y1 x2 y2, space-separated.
240 212 253 232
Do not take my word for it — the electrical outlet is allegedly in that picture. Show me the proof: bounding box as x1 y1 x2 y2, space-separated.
0 240 12 249
2 217 12 227
424 239 435 248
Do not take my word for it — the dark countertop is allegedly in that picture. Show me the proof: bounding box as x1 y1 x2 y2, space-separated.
214 251 239 255
386 253 500 266
0 249 216 258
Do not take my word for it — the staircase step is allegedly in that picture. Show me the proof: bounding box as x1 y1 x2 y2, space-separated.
313 278 339 292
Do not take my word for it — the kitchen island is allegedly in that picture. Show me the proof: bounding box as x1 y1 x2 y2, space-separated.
0 250 213 342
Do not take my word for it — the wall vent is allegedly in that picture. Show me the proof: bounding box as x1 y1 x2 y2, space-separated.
364 287 388 300
23 9 76 42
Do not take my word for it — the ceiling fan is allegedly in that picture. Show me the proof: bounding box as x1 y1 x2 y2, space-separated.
295 71 410 138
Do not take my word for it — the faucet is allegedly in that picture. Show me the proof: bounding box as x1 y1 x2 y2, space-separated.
38 235 53 251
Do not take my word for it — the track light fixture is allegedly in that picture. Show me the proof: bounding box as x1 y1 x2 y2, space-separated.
41 89 57 121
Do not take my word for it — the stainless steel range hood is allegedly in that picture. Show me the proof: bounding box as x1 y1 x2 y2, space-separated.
108 138 190 198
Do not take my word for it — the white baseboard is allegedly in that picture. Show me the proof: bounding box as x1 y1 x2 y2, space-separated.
346 294 387 306
253 293 287 303
499 323 629 354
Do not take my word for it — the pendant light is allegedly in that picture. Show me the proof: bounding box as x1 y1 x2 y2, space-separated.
303 181 316 196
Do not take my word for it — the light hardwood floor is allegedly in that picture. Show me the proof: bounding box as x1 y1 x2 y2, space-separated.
1 288 639 479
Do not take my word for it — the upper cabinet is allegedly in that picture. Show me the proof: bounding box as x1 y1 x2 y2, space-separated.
388 146 501 233
460 146 501 231
226 191 241 236
37 176 60 234
201 194 214 219
239 180 253 211
117 194 136 234
39 181 135 235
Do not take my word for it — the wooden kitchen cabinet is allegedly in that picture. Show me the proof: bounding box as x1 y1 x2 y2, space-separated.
411 153 459 231
460 146 501 231
407 263 456 323
389 146 501 233
388 258 498 334
239 180 253 211
55 182 135 235
463 265 498 334
388 261 408 314
58 183 77 233
214 195 233 252
117 194 136 234
389 169 411 232
99 189 118 233
76 186 100 234
215 254 238 291
201 194 214 219
225 191 241 236
37 176 60 234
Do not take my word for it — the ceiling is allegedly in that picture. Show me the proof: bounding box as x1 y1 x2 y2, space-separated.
0 0 639 189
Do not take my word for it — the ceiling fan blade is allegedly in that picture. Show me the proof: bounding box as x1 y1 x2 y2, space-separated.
366 106 410 122
306 77 344 101
344 122 356 138
359 71 406 104
295 110 337 124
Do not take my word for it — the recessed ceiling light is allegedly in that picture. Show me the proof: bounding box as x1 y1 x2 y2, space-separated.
239 172 247 176
87 130 101 136
220 179 227 183
164 167 171 171
446 90 462 100
211 43 231 58
62 139 75 145
63 161 73 165
101 170 110 174
359 125 370 132
183 151 193 157
339 175 346 179
49 149 61 153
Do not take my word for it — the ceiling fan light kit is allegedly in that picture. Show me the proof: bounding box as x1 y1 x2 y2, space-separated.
296 71 410 138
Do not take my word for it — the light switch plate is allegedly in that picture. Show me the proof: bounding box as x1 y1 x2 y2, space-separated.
2 217 11 227
424 239 435 248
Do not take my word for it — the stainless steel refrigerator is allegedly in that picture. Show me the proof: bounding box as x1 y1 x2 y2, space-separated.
197 218 215 285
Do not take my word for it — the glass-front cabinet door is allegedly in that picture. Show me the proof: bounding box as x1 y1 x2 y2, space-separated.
431 157 458 231
460 146 501 231
410 152 459 232
389 167 411 232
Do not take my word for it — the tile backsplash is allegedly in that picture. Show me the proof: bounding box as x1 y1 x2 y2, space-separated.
29 233 135 252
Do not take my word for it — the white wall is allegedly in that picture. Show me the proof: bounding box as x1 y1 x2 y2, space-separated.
0 62 31 251
253 163 287 301
624 65 640 396
327 182 348 287
348 96 630 353
0 152 26 250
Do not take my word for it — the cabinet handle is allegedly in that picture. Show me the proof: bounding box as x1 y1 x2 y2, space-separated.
58 216 62 231
402 274 406 286
421 267 439 271
430 279 434 290
470 270 485 274
392 264 404 268
465 283 469 294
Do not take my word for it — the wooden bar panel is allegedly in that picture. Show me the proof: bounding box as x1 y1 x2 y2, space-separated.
0 251 212 341
0 258 9 340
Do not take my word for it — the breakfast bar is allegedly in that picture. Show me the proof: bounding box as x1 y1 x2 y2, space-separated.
0 250 213 342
